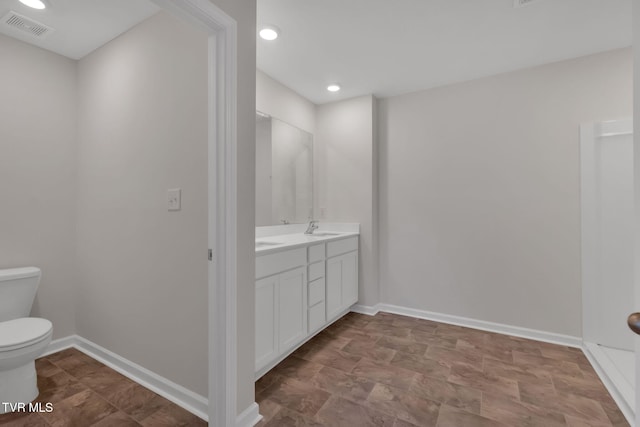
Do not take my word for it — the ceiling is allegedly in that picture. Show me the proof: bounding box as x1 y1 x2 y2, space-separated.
257 0 632 105
0 0 158 59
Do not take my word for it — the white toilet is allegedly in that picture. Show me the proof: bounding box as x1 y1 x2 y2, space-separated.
0 267 53 414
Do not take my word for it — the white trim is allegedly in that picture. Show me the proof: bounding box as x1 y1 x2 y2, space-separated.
149 1 238 426
352 303 582 348
41 335 75 357
579 119 636 425
580 118 635 349
351 303 380 316
236 402 262 427
594 118 633 137
582 342 635 425
74 336 208 421
44 335 208 421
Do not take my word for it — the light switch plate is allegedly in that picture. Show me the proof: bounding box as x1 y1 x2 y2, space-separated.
168 188 181 211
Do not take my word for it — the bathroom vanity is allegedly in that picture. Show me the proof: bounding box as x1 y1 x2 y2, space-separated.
255 226 359 378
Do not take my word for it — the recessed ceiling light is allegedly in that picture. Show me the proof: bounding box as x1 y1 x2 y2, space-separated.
259 26 279 41
327 84 341 92
19 0 46 9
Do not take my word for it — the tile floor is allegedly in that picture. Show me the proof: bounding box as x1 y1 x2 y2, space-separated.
256 312 630 427
0 348 206 427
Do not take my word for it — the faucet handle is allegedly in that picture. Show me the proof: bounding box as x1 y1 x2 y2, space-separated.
304 220 319 234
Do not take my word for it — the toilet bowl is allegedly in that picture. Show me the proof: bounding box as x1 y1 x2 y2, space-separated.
0 267 53 415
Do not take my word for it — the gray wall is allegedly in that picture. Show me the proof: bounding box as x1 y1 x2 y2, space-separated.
76 11 209 396
0 0 258 413
316 95 379 307
378 48 633 337
256 69 315 134
0 34 77 339
76 0 258 411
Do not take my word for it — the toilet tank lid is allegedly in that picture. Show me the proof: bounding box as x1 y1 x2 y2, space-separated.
0 267 41 282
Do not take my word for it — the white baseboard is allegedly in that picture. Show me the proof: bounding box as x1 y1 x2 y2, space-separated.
42 335 76 357
582 342 635 425
237 402 262 427
351 303 380 316
44 335 208 422
352 303 582 348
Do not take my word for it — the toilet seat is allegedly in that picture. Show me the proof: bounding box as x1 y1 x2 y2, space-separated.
0 318 52 352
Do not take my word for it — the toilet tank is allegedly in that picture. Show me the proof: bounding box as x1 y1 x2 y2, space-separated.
0 267 41 322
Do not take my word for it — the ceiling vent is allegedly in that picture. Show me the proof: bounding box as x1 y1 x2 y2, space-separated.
1 11 54 38
514 0 541 7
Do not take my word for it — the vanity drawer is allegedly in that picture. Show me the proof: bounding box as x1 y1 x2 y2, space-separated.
308 261 325 282
256 248 306 279
327 236 358 258
308 277 325 307
308 244 325 263
308 301 326 333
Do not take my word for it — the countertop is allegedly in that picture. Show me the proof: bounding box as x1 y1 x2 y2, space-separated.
255 231 359 255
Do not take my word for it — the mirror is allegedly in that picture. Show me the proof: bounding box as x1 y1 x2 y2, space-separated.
256 111 313 226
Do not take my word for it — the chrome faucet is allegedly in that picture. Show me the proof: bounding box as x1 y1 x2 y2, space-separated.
304 220 319 234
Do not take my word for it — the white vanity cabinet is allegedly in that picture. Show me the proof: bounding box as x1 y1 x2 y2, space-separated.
307 243 326 334
326 238 359 321
278 267 307 351
255 266 307 372
255 234 359 377
255 248 307 373
255 275 278 370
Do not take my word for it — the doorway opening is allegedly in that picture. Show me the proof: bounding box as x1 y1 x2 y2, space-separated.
581 118 635 422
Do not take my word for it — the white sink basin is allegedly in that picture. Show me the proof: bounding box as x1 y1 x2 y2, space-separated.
306 232 341 237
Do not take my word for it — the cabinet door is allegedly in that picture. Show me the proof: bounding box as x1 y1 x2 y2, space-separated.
326 256 343 320
327 251 359 321
255 276 278 371
278 267 307 353
341 251 359 308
